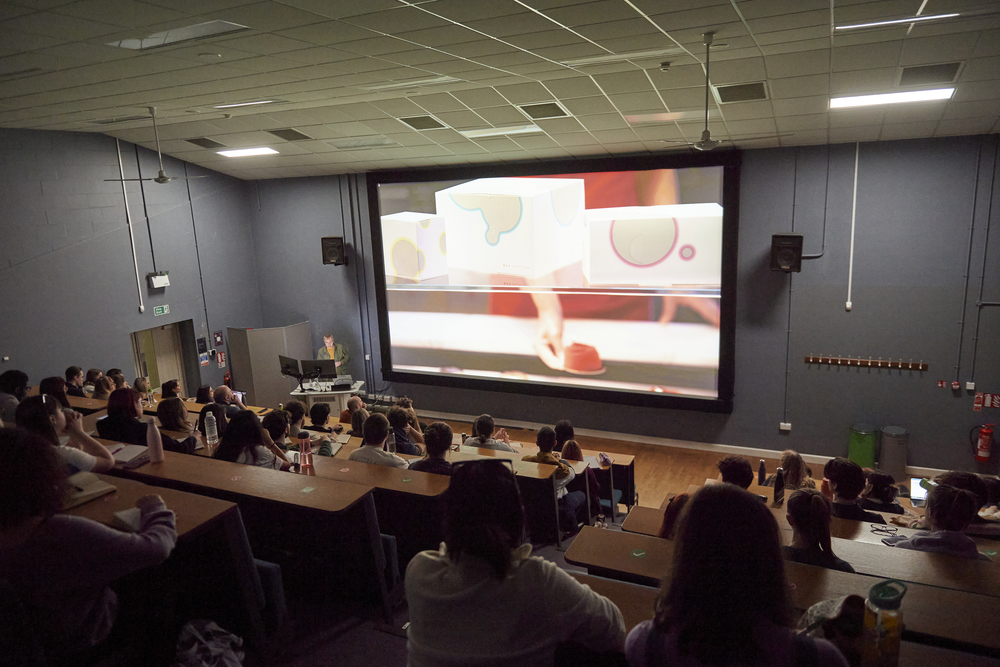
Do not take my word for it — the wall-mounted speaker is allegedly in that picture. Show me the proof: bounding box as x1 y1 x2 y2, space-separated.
321 237 347 266
770 233 803 272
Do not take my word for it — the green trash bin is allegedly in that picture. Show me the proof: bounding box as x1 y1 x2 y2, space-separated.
849 423 877 469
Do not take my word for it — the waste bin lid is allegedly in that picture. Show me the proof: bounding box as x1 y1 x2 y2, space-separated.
851 423 876 434
881 425 908 436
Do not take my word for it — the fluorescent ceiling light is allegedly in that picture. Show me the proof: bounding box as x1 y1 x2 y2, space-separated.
363 76 459 91
560 47 683 67
214 100 276 109
835 13 959 30
460 125 543 139
830 88 954 108
107 20 248 50
217 147 278 157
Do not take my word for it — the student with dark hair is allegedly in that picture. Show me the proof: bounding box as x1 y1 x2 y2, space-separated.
65 366 87 398
859 470 904 514
197 403 228 440
393 396 426 441
303 402 338 435
282 400 306 439
39 376 71 409
91 376 115 401
784 489 855 573
464 413 514 452
105 368 123 379
161 379 181 399
108 373 128 390
827 457 886 524
936 470 989 509
820 457 852 501
213 411 290 470
348 413 407 468
884 484 988 559
553 419 574 453
657 493 690 539
154 398 199 454
0 427 176 664
386 406 422 456
195 385 214 404
562 439 602 519
262 410 290 449
97 388 165 455
349 407 369 438
626 484 847 667
0 369 29 422
717 455 753 489
84 369 103 394
981 475 1000 507
405 458 625 665
523 426 587 531
15 395 115 474
408 422 454 475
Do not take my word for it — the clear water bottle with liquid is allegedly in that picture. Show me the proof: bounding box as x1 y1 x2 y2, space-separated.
205 412 219 446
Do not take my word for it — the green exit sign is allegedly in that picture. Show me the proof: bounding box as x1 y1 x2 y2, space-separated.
153 305 170 317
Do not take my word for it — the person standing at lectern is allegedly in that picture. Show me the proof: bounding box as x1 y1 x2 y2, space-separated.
316 334 349 368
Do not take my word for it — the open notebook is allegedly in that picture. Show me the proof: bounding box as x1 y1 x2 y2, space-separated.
63 471 115 510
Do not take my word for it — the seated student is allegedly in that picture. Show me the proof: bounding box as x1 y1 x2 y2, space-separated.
657 493 690 539
65 366 87 398
349 407 369 438
108 373 128 390
405 458 625 666
213 386 248 417
859 470 905 514
213 411 291 470
0 369 29 423
981 475 1000 509
765 450 816 491
197 403 228 440
283 400 307 440
160 379 181 399
195 385 214 404
408 422 454 475
91 376 115 401
133 377 150 397
783 489 855 573
348 413 407 469
340 395 364 424
302 403 343 436
262 410 290 450
523 426 587 531
895 470 989 529
83 368 103 394
553 419 574 453
154 398 199 455
105 368 124 380
826 458 886 524
15 395 115 474
883 484 989 560
717 455 754 489
97 388 166 454
393 397 426 444
464 413 514 452
39 376 72 409
387 406 423 456
626 485 848 667
0 428 177 665
562 439 602 519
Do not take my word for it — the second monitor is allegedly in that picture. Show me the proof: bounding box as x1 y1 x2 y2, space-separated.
302 359 338 379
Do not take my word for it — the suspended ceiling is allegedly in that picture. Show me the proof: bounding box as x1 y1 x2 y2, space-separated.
1 0 998 179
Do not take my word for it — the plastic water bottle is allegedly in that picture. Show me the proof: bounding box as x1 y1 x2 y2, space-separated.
205 412 218 446
387 430 396 453
773 467 785 505
862 579 906 667
758 459 766 486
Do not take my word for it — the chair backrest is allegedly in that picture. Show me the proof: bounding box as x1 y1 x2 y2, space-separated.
0 578 47 666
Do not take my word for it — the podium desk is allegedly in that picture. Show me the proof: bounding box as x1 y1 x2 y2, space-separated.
66 474 266 659
290 380 364 413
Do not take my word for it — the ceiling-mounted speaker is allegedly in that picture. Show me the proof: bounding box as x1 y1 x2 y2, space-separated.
770 233 803 272
321 236 347 266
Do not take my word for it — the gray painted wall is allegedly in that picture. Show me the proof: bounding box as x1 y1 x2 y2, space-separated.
0 129 262 392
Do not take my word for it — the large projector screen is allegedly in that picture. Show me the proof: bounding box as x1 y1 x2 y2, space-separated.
368 153 739 412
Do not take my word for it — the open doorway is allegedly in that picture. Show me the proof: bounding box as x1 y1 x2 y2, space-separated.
131 320 200 396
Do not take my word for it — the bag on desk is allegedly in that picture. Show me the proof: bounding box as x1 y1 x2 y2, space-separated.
797 594 865 667
171 619 244 667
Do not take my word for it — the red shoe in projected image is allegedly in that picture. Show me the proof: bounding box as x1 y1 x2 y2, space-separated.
563 342 606 375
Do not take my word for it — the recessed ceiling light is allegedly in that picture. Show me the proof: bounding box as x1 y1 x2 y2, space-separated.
214 100 277 109
198 53 223 60
560 47 684 67
830 88 954 108
107 20 248 50
460 125 543 139
217 147 278 157
363 76 459 91
327 137 397 149
835 13 959 30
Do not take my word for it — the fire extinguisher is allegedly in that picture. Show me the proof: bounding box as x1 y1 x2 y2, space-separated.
972 424 996 463
223 371 232 389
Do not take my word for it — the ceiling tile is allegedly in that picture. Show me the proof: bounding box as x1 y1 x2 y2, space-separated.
769 74 830 99
577 113 628 130
935 116 997 135
830 67 898 94
766 49 831 78
561 96 617 115
476 105 529 124
832 41 902 72
592 70 654 95
775 113 828 131
828 124 880 143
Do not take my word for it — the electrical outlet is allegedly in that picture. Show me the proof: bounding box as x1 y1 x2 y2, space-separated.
365 354 371 360
1 356 8 362
967 381 976 391
779 422 792 432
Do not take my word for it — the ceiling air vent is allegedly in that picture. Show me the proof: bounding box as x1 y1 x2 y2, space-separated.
327 137 397 150
186 137 227 149
899 62 962 86
714 82 768 104
267 128 313 141
399 115 447 130
519 102 568 119
91 115 152 125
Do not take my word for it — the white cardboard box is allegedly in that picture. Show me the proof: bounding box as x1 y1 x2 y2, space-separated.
435 177 585 279
380 211 448 283
583 203 723 286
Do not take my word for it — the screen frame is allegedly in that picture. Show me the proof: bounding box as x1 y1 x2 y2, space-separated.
366 150 740 413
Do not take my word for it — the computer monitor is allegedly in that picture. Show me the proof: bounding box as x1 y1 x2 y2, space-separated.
279 355 301 377
302 359 337 379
